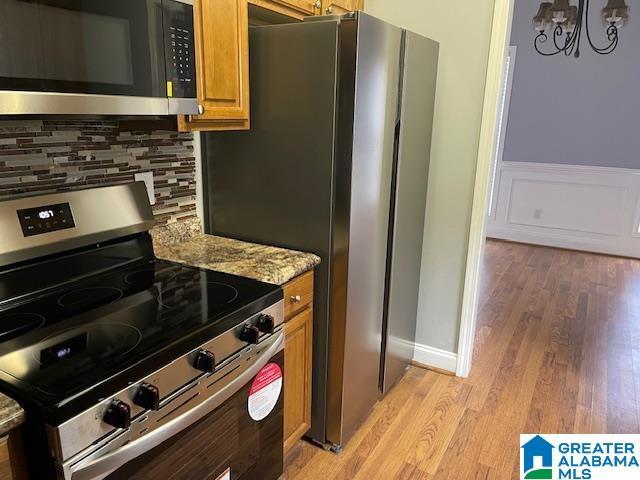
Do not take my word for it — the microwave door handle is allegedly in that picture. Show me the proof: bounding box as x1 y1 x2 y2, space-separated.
65 331 284 480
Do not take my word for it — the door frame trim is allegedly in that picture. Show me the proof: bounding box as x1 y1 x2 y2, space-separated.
456 0 515 377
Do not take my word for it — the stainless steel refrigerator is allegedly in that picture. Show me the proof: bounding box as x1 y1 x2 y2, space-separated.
202 12 439 450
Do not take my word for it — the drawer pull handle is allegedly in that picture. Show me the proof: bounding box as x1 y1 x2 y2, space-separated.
290 295 302 304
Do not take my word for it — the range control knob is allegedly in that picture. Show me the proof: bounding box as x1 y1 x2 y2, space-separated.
239 324 260 345
134 383 160 411
103 399 131 429
256 314 275 334
193 349 216 373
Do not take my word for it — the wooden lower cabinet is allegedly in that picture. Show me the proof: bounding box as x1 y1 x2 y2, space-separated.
0 431 27 480
0 436 12 480
283 307 313 453
282 270 314 453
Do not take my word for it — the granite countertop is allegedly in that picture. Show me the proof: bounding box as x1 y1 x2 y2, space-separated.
152 218 320 285
0 394 25 436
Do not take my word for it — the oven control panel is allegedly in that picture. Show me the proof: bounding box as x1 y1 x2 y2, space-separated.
50 300 285 464
17 203 75 237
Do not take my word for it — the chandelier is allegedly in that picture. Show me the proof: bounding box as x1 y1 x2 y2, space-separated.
533 0 629 57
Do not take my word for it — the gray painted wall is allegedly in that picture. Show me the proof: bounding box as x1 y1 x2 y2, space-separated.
504 0 640 169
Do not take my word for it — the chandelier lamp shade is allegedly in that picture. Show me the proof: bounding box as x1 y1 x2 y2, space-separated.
533 0 629 57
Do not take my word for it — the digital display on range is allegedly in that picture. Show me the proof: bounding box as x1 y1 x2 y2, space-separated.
17 203 75 237
40 333 88 366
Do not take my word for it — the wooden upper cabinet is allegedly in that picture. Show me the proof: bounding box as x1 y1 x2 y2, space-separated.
248 0 321 19
321 0 362 15
248 0 362 20
179 0 364 131
179 0 250 132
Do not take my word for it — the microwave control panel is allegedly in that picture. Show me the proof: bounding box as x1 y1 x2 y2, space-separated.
164 1 196 99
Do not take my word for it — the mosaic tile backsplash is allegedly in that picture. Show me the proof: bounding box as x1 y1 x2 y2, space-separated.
0 119 196 225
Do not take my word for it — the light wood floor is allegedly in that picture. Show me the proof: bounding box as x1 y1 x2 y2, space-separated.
284 240 640 479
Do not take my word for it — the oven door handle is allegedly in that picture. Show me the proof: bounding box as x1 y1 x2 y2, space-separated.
65 331 284 480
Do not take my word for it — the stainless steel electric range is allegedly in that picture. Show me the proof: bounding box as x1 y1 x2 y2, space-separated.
0 183 285 480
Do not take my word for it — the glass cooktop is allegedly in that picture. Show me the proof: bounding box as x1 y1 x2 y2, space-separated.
0 259 281 421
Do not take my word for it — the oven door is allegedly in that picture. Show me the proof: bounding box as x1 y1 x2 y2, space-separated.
63 332 284 480
0 0 197 115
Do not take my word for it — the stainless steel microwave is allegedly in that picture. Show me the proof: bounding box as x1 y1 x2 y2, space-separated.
0 0 198 116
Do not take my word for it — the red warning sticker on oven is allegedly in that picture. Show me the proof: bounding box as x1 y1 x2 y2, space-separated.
248 363 283 421
214 468 230 480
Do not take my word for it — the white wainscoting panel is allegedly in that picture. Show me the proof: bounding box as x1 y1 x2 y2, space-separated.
488 162 640 258
633 196 640 239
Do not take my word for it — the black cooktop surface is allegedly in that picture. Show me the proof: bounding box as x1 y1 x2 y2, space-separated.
0 258 281 422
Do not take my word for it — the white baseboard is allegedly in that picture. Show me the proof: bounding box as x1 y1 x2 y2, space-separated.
488 161 640 258
488 226 638 258
413 343 458 373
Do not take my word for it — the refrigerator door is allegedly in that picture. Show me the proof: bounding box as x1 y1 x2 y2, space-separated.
202 21 340 443
325 13 403 447
380 31 439 394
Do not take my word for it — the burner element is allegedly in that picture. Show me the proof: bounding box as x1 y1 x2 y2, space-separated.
58 287 124 309
36 323 143 367
33 323 143 395
206 282 239 306
124 267 177 288
0 313 45 341
159 281 238 309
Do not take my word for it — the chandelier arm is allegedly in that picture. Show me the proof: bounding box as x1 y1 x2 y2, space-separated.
574 0 585 57
561 0 586 57
583 0 620 54
563 17 581 56
552 25 568 51
534 31 566 56
564 36 574 56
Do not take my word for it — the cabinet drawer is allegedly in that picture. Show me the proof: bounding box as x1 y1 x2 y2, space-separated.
283 270 314 320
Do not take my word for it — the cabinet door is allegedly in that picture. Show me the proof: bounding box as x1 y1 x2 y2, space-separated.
321 0 362 15
0 436 12 480
0 431 26 480
179 0 250 132
283 307 313 453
